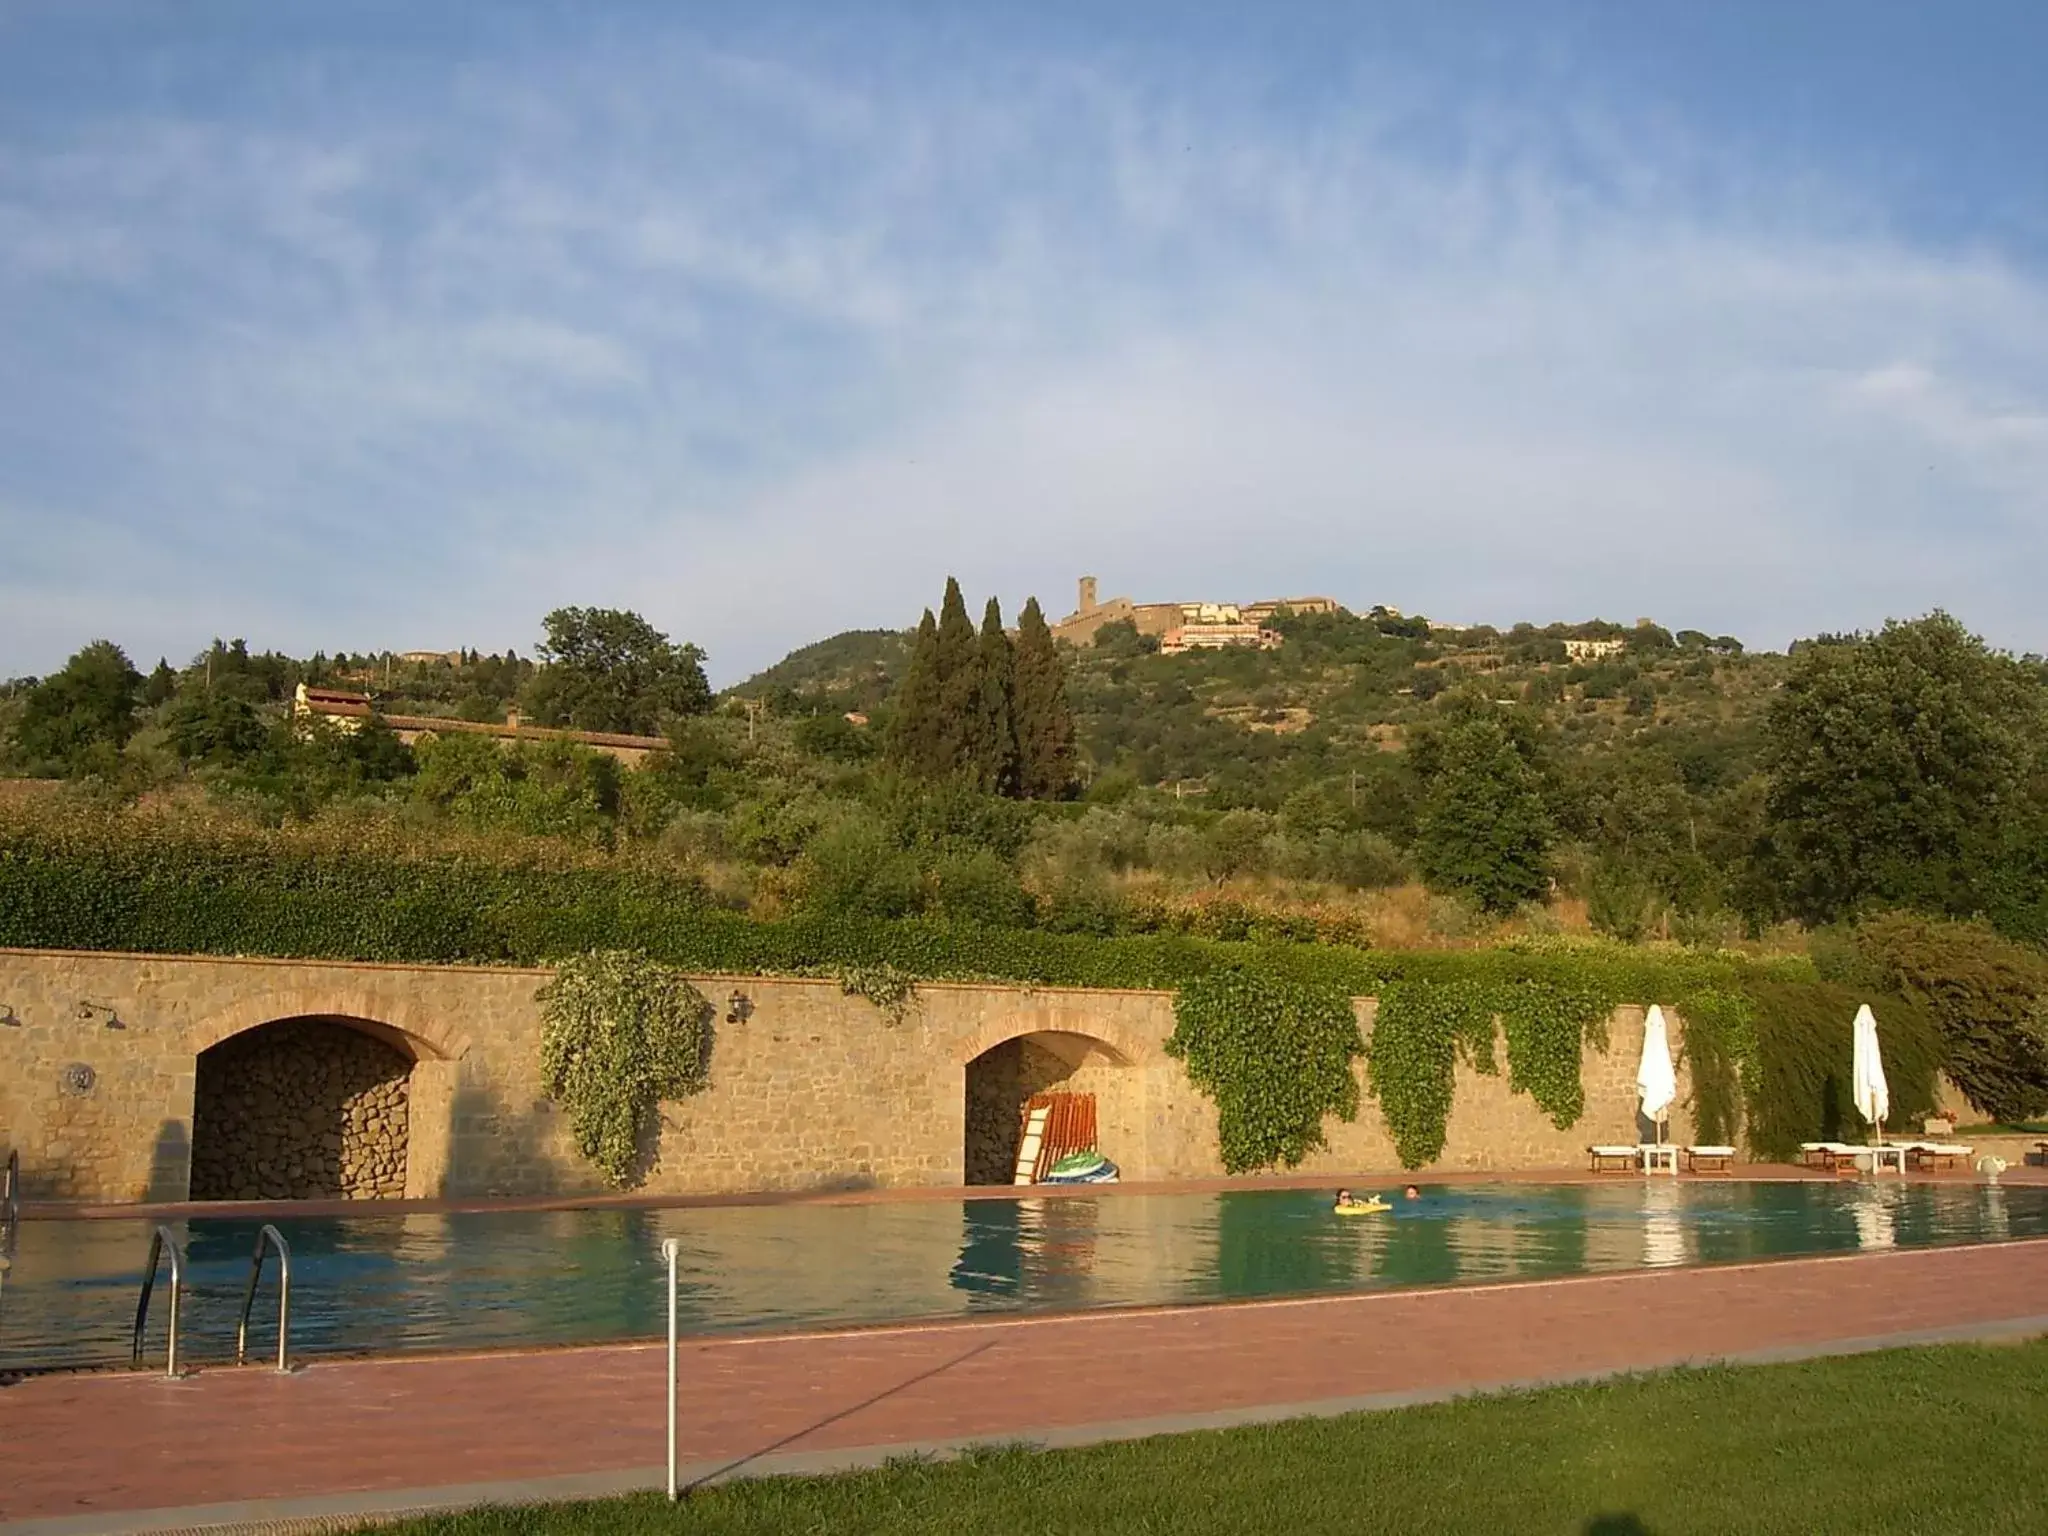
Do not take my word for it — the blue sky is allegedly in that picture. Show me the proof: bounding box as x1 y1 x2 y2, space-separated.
4 1 2047 683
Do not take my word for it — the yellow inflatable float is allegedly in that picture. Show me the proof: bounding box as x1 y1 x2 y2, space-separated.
1333 1196 1390 1216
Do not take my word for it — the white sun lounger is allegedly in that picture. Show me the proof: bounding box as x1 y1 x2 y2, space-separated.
1907 1142 1973 1170
1588 1145 1638 1173
1684 1145 1736 1172
1799 1141 1860 1170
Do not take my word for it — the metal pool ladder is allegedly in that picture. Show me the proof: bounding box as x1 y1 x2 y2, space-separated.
235 1224 294 1372
131 1225 188 1377
1 1148 18 1321
2 1147 19 1240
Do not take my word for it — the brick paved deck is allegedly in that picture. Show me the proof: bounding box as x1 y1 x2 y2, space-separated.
5 1237 2045 1533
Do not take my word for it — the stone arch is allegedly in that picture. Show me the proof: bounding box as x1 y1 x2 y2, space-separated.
186 985 467 1063
954 1003 1156 1070
189 1016 422 1201
962 1014 1143 1185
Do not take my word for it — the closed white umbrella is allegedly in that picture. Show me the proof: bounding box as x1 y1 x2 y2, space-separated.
1851 1003 1890 1147
1636 1004 1678 1145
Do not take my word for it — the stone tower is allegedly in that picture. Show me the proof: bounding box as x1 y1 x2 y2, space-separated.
1078 575 1098 615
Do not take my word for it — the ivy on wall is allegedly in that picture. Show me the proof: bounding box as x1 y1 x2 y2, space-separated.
1166 968 1363 1173
834 962 919 1025
1366 980 1499 1169
1366 979 1616 1168
2 811 1956 1167
536 951 715 1187
1668 988 1756 1148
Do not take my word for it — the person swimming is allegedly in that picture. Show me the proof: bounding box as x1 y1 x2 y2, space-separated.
1334 1188 1357 1209
1403 1184 1421 1200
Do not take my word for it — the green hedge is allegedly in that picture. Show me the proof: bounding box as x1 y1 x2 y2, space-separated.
0 814 1941 1163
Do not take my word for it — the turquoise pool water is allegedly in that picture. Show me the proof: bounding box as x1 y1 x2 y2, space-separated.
2 1180 2041 1374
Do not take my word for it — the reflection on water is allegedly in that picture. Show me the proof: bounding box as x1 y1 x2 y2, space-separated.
5 1180 2042 1374
1642 1180 1688 1269
1851 1186 1899 1251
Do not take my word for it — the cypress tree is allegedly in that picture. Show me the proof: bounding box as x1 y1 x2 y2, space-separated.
887 609 943 773
1012 595 1077 799
976 597 1019 795
930 576 982 776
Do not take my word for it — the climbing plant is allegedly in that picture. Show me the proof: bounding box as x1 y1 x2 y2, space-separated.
1367 979 1616 1168
1167 967 1363 1173
834 961 919 1024
1500 982 1614 1130
1367 980 1500 1168
537 951 716 1188
1669 987 1756 1147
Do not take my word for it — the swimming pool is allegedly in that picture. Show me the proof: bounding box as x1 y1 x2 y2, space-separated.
3 1180 2041 1374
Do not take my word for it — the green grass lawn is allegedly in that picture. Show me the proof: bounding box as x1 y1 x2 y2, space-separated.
378 1339 2048 1536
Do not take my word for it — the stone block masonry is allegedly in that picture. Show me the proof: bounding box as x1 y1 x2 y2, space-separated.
0 948 1694 1206
189 1019 410 1200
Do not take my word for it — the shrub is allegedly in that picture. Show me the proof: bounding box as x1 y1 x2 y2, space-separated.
1740 979 1943 1159
927 848 1036 927
794 810 922 920
1830 913 2048 1122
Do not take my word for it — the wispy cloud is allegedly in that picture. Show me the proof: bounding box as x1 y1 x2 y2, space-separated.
2 12 2046 680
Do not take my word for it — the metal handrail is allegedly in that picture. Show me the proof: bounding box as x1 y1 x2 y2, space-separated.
132 1225 187 1377
0 1149 16 1321
3 1148 18 1237
235 1224 294 1372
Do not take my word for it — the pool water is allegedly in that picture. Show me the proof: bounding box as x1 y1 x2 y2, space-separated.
3 1180 2041 1374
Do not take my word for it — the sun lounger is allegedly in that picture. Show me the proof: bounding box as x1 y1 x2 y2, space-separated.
1684 1145 1735 1172
1799 1141 1859 1170
1906 1142 1973 1171
1588 1145 1638 1173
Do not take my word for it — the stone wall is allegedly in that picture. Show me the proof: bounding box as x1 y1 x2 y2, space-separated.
0 948 1695 1205
189 1019 411 1200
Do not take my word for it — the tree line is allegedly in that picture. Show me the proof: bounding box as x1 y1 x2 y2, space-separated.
885 577 1077 800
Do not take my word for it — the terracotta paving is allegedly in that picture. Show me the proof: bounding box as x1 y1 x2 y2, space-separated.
4 1238 2046 1528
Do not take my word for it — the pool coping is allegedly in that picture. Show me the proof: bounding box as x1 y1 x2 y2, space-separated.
21 1158 2043 1223
8 1307 2046 1536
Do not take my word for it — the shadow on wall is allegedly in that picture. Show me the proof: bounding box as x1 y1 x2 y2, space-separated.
446 1082 584 1198
1585 1517 1654 1535
146 1119 190 1203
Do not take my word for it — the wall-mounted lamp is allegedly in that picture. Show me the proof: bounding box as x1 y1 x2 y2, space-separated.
0 1001 20 1027
725 991 754 1025
76 1001 124 1030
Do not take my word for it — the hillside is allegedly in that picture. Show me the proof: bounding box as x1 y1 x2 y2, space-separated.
737 608 1785 809
734 628 911 713
16 597 2045 973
